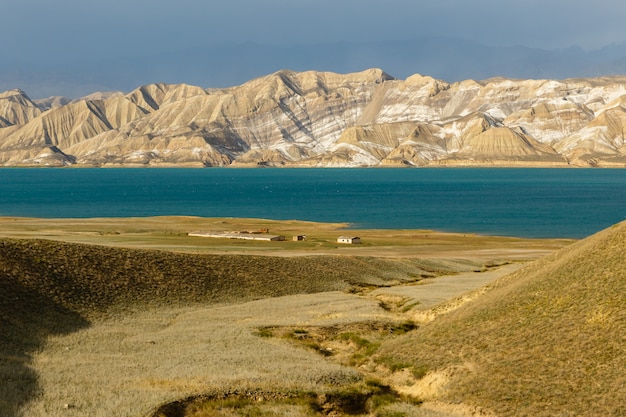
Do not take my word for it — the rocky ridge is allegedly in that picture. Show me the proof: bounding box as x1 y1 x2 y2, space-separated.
2 69 626 167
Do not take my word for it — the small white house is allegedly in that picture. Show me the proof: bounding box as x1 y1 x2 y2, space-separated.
337 236 361 244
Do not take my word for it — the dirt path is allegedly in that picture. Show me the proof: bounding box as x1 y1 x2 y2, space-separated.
368 262 525 312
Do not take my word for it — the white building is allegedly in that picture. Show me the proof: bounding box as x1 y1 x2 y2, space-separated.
337 236 361 244
188 231 285 241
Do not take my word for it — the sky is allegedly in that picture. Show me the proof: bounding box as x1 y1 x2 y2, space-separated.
4 0 626 65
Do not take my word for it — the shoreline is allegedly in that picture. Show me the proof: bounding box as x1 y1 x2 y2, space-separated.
1 168 622 239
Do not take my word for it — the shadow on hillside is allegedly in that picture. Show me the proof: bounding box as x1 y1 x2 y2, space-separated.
0 278 89 417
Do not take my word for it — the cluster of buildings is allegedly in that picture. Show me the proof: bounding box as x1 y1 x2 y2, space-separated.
188 230 361 244
188 230 286 241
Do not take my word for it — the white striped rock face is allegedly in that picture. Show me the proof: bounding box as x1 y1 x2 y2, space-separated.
2 69 626 167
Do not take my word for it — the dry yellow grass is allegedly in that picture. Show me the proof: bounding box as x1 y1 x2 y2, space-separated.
0 216 577 417
24 295 379 417
0 235 490 417
376 220 626 416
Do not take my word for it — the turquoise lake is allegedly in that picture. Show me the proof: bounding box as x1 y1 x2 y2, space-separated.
1 168 625 238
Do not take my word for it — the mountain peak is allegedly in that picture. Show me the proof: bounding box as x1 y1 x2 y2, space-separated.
1 69 626 167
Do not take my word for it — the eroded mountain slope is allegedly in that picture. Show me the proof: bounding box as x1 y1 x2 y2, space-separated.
2 70 626 167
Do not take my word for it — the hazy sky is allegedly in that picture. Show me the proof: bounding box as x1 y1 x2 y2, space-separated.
4 0 626 64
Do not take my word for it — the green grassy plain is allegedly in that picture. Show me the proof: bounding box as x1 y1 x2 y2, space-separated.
1 216 597 417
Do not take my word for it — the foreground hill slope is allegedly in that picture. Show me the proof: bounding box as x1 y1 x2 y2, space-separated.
0 238 458 320
378 220 626 416
2 70 626 167
1 237 475 416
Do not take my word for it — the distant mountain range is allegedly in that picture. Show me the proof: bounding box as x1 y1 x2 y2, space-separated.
2 68 626 168
2 37 626 98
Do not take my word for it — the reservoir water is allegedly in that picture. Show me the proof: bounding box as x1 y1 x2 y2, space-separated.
0 167 625 238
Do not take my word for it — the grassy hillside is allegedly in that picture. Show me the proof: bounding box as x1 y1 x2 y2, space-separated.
0 237 480 417
0 238 474 317
0 219 581 417
377 220 626 416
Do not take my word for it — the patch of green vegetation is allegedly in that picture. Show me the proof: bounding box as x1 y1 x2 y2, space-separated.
184 396 319 417
157 382 411 417
367 392 399 410
375 412 407 417
303 340 334 357
316 382 401 416
281 328 334 357
389 320 417 335
336 332 380 358
400 301 420 313
375 356 413 373
410 364 429 380
254 327 274 338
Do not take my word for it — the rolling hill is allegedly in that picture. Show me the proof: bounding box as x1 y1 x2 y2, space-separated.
376 220 626 416
0 237 474 416
1 219 624 416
